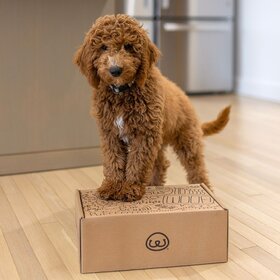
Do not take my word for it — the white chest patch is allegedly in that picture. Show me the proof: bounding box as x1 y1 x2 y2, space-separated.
115 116 124 132
114 116 129 144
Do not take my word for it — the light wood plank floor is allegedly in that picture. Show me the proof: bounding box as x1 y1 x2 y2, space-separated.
1 94 280 280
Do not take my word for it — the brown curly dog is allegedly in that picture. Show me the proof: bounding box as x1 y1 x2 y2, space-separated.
74 14 230 201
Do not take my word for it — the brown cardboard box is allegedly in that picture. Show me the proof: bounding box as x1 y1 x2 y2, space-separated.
75 184 228 273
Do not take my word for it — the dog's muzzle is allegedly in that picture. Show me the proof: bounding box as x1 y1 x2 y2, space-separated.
109 81 135 94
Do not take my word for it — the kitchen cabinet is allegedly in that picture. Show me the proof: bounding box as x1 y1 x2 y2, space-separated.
0 0 114 174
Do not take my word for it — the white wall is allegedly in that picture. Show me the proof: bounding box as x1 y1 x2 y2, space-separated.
236 0 280 102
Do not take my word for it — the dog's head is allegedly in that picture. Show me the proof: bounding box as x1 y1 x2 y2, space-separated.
74 14 160 90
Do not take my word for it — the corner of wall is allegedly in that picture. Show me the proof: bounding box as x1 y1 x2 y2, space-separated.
236 77 280 103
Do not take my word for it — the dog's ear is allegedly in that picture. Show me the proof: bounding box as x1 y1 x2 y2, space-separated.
136 40 161 88
74 35 100 88
149 41 160 65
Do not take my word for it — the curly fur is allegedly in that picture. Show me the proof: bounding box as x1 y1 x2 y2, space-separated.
74 14 230 201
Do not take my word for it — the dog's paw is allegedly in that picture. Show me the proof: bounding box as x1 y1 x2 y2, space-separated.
97 179 122 200
115 183 146 202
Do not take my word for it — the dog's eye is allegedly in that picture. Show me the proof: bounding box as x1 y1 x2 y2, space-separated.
100 45 108 51
124 44 134 52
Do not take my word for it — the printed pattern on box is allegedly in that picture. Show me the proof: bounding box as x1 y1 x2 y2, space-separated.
80 184 222 217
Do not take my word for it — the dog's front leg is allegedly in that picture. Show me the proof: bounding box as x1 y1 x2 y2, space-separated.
117 132 162 201
97 133 127 200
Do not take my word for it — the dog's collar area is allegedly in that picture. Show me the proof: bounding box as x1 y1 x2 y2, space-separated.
109 81 135 94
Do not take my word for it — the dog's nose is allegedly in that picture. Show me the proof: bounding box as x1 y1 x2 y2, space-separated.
109 66 123 77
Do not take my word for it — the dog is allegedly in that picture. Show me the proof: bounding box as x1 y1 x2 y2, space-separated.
74 14 230 201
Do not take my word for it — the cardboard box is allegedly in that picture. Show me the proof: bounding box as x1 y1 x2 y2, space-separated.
75 184 228 273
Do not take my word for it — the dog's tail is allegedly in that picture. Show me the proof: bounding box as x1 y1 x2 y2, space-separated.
201 106 231 136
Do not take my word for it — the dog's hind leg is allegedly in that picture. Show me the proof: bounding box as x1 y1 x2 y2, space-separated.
171 126 211 189
150 146 170 186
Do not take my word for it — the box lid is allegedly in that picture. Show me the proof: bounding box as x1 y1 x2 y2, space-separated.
78 184 224 217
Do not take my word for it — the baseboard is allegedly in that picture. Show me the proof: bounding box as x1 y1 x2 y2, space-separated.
236 77 280 102
0 147 102 175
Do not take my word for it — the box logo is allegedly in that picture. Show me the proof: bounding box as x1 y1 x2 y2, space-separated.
146 232 169 251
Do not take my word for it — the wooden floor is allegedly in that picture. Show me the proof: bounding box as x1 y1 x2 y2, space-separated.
1 94 280 280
